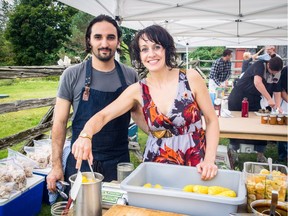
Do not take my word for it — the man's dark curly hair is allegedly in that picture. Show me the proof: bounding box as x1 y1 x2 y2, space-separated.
268 56 283 71
129 25 177 71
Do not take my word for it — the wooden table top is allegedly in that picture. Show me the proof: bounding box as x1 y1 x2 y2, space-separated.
103 205 187 216
204 111 287 141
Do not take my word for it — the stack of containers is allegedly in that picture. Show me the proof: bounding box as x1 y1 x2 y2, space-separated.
243 161 288 213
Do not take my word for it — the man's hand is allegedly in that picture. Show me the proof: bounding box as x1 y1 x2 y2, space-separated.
267 98 276 109
46 166 64 192
72 136 93 169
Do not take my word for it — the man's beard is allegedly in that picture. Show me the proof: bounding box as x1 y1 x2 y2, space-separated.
92 48 116 62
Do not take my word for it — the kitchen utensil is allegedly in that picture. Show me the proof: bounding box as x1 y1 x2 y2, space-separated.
57 188 68 199
58 180 69 186
270 191 279 216
87 161 96 180
63 169 82 213
267 157 273 180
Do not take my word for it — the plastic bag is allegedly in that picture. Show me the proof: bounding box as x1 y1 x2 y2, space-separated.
0 158 27 190
24 146 49 169
0 182 16 199
33 139 52 167
7 148 37 177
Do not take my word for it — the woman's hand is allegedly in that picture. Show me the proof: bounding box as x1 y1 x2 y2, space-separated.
72 135 93 169
196 161 218 180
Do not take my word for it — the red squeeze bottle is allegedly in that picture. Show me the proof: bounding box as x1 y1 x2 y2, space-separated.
241 97 249 117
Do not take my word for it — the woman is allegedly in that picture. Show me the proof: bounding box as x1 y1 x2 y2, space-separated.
72 25 219 180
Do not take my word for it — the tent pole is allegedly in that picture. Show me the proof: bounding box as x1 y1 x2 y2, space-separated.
186 43 189 70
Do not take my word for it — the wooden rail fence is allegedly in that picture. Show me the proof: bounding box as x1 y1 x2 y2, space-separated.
1 58 286 158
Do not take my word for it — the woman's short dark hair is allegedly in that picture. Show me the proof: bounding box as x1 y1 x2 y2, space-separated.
85 14 122 53
130 25 177 70
269 56 283 71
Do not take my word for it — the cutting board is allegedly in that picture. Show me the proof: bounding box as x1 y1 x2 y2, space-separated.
104 205 187 216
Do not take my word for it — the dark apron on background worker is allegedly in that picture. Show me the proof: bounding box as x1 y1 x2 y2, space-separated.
65 58 131 184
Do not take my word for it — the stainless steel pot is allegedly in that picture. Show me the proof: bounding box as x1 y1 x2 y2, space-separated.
69 172 104 216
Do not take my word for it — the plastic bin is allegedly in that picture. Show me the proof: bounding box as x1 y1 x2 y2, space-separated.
120 162 246 216
0 174 44 216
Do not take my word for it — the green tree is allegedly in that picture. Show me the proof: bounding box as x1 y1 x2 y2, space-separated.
189 47 225 68
5 0 77 65
0 0 17 65
58 13 136 64
58 11 93 62
120 26 136 64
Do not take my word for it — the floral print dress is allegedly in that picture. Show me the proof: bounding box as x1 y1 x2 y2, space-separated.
140 70 206 166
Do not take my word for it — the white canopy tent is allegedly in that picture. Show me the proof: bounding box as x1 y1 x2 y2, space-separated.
57 0 287 46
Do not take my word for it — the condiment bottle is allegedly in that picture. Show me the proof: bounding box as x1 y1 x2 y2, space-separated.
241 97 249 117
214 98 221 117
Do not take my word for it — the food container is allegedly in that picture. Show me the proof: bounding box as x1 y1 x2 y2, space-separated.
51 201 74 216
0 174 44 216
121 162 246 216
243 162 288 213
69 172 104 216
250 199 288 216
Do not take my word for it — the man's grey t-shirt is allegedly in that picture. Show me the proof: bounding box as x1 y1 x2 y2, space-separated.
57 61 138 119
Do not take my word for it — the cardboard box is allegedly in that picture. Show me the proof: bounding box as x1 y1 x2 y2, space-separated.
0 174 44 216
121 162 246 216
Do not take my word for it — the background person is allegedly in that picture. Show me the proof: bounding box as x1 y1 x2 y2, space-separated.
256 45 281 61
208 49 233 93
47 15 147 192
277 66 287 163
71 25 219 180
241 48 264 74
228 56 283 162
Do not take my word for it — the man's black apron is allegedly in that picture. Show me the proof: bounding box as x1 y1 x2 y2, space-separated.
65 58 131 183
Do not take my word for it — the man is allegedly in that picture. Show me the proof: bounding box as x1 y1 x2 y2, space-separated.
277 66 287 163
228 56 283 111
47 15 146 192
228 56 283 162
209 49 233 93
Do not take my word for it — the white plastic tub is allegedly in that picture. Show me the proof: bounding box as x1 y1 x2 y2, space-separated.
121 162 246 216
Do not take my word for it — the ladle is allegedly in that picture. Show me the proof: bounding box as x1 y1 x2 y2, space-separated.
267 157 273 180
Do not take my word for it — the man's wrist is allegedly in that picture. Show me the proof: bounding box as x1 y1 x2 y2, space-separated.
79 132 92 140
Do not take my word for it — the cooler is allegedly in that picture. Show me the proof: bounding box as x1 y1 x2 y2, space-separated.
0 174 44 216
33 167 51 204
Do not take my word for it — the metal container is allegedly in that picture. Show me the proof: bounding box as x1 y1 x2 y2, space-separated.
51 201 74 216
69 172 104 216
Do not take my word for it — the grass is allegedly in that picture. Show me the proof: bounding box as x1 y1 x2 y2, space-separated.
0 78 58 159
0 77 285 215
